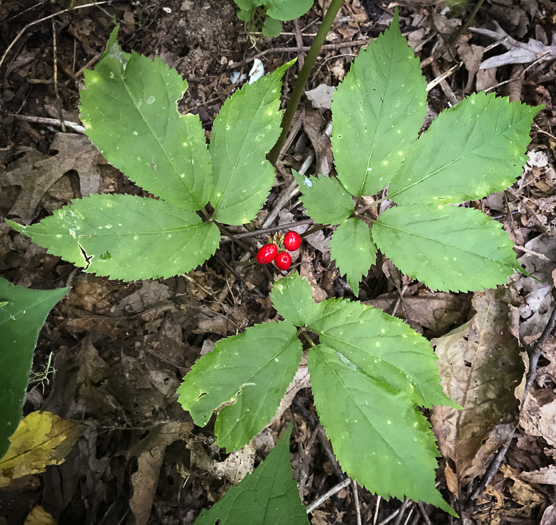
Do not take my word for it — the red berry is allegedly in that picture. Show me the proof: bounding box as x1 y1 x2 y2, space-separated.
257 243 278 264
283 231 302 251
274 252 292 271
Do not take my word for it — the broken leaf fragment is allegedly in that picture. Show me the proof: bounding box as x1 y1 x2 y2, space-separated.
194 425 309 525
0 411 82 488
0 278 69 459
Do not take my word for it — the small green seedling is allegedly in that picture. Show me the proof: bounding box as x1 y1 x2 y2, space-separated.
234 0 314 37
6 11 541 517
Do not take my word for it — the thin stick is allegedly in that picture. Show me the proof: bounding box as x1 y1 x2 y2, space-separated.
220 219 314 241
238 38 368 64
306 477 351 514
0 1 111 72
214 254 266 299
352 480 362 525
217 224 256 256
13 114 85 133
376 508 401 525
417 502 433 525
393 499 412 525
373 495 382 525
51 18 65 132
268 0 344 164
293 18 306 70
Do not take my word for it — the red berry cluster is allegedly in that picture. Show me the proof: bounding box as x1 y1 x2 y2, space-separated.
256 231 302 271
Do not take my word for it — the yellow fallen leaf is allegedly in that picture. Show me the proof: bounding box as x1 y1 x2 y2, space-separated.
0 411 81 488
24 505 57 525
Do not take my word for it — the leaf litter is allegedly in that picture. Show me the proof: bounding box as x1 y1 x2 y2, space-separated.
1 0 556 523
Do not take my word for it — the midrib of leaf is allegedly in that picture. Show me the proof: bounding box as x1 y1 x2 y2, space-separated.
357 54 403 197
0 295 61 326
222 328 300 402
216 328 300 442
15 430 70 460
119 68 204 211
33 223 205 239
317 328 412 390
250 330 299 380
388 117 493 201
317 348 413 469
358 86 381 197
389 154 464 200
214 81 277 214
375 215 514 267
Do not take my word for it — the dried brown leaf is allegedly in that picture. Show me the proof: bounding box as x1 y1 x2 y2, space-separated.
128 422 190 525
431 288 524 486
520 387 556 447
369 289 470 335
3 134 101 224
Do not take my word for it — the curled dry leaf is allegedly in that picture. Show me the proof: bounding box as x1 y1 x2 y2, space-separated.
515 232 556 342
431 288 524 489
519 465 556 485
541 504 556 525
520 388 556 448
2 133 101 224
470 21 556 69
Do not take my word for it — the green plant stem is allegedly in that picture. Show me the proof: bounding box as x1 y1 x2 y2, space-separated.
199 206 211 221
450 0 486 46
300 330 316 348
217 224 257 256
356 196 389 216
222 218 315 240
357 215 376 228
230 258 257 266
268 0 344 165
301 223 327 238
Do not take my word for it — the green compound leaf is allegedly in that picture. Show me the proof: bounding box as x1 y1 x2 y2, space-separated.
0 279 69 459
306 299 456 514
210 61 294 225
80 32 212 212
329 218 377 296
331 10 426 198
308 345 454 515
307 299 455 409
294 171 354 225
194 426 309 525
8 194 220 281
270 273 320 327
389 92 542 205
372 205 521 292
177 322 302 451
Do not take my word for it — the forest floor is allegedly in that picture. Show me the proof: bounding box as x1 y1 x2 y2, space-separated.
1 1 556 524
